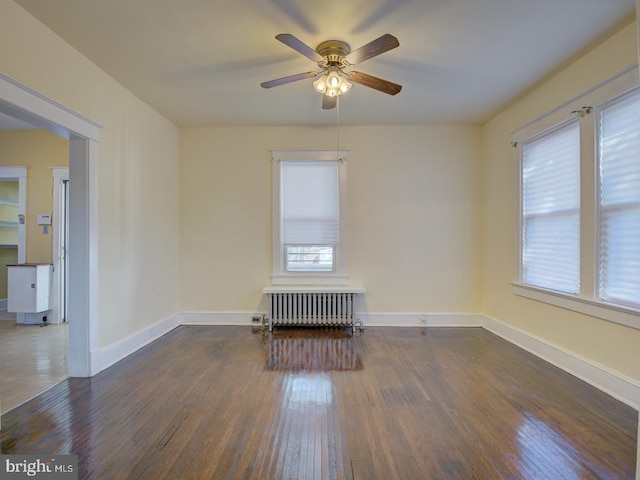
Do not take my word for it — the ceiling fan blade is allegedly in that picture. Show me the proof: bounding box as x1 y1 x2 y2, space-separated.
322 95 337 110
260 71 318 89
344 34 399 65
348 71 402 95
276 34 325 63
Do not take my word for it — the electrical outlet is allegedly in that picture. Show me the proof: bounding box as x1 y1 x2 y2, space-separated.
251 316 262 324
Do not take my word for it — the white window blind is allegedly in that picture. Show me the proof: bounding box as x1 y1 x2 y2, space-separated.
522 121 580 294
282 161 338 244
598 89 640 309
281 160 338 272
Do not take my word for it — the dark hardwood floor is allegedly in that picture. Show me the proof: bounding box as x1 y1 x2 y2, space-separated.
1 326 637 479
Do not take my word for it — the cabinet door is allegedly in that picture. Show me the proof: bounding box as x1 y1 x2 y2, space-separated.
8 266 37 312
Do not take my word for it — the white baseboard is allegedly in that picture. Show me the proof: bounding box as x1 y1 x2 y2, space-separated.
180 311 267 325
0 298 15 321
482 315 640 410
94 313 180 373
358 312 484 327
179 311 484 328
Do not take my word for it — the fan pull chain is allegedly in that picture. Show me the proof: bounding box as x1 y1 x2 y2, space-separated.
336 95 340 161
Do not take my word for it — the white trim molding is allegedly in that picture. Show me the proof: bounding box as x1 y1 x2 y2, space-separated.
94 313 181 373
482 315 640 410
0 71 101 141
270 274 349 286
180 310 483 329
180 311 268 325
357 312 484 327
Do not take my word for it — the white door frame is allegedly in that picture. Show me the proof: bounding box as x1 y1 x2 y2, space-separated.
0 72 101 377
51 167 69 325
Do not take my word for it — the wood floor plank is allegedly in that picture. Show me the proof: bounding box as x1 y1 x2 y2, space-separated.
1 326 637 479
0 320 68 412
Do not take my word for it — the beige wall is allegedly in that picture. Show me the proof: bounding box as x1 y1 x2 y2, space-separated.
0 0 180 346
0 130 68 264
179 125 482 314
0 248 17 298
1 0 637 393
481 19 640 381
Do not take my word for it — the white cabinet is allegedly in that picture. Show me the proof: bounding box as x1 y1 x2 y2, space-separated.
7 264 52 313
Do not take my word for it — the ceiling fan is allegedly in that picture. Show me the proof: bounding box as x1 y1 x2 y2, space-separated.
260 33 402 110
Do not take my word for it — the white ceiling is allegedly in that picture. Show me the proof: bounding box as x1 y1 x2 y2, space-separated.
9 0 637 127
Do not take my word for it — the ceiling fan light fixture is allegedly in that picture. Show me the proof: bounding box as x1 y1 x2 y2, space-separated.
313 75 328 93
327 70 341 88
314 68 351 97
339 79 352 94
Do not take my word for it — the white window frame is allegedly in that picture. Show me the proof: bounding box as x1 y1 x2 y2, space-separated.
512 65 640 331
271 150 349 286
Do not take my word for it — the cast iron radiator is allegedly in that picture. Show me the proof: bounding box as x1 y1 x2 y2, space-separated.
263 287 365 332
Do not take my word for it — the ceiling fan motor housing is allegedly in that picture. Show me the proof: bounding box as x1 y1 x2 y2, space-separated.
315 40 351 65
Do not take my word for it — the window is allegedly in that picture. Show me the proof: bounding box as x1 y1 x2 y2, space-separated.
271 150 348 285
282 161 338 272
512 65 640 330
521 122 580 294
598 89 640 309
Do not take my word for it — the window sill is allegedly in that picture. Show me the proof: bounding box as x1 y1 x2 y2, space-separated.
264 284 365 294
512 283 640 331
271 273 349 286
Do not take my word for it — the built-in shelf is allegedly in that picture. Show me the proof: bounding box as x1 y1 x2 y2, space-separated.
0 194 20 251
0 198 18 207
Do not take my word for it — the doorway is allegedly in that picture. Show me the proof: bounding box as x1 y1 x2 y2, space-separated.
0 71 100 379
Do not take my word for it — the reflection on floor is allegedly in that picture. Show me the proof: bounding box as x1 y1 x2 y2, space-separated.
0 315 68 413
2 326 635 478
266 327 363 372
